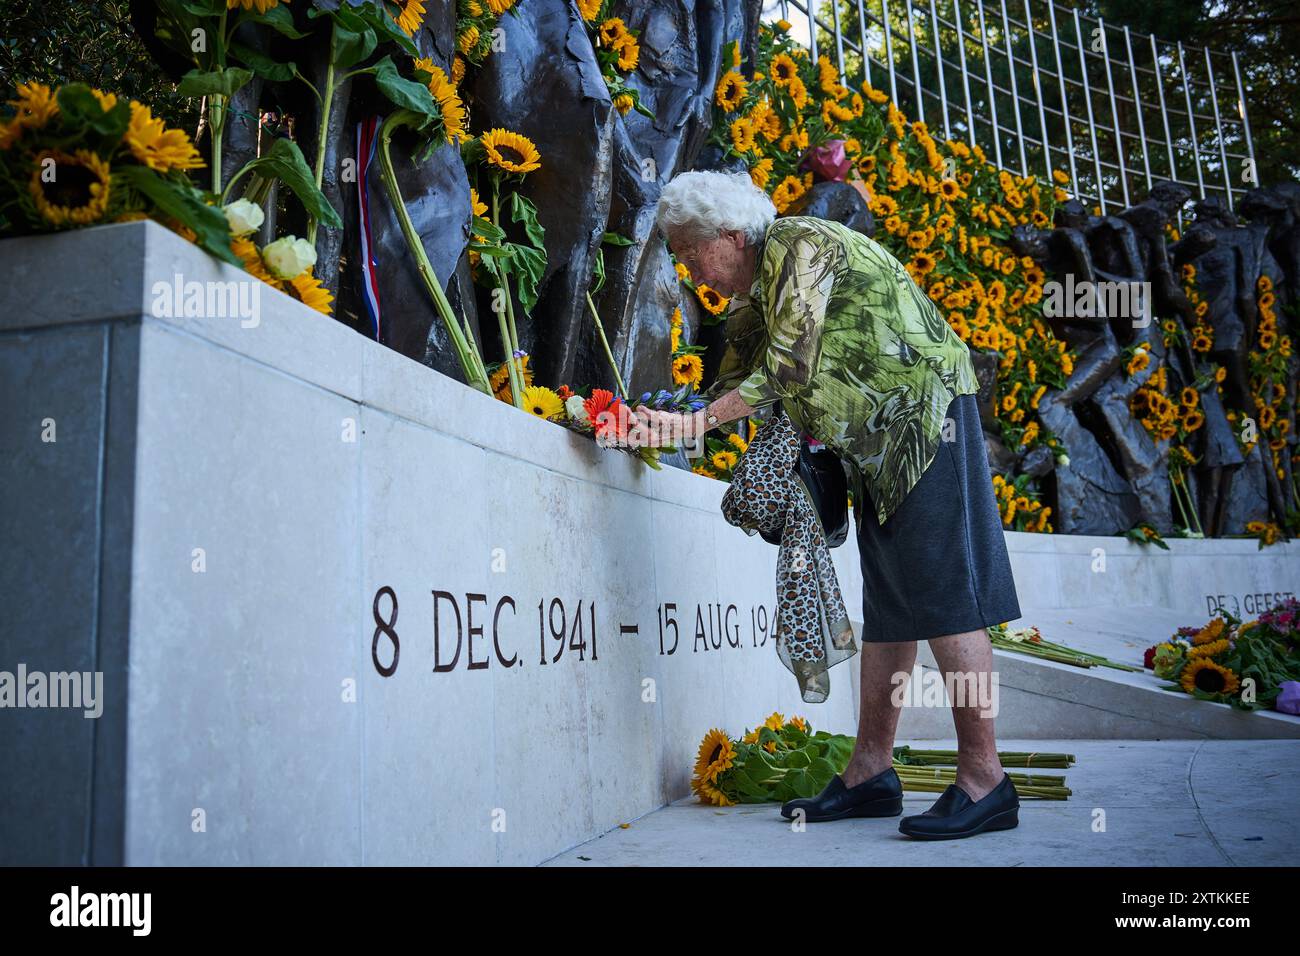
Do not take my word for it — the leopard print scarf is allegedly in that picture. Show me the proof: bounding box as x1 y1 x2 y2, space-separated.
721 405 858 703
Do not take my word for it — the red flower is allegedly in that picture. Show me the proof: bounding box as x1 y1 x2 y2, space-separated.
556 384 573 401
1143 645 1157 669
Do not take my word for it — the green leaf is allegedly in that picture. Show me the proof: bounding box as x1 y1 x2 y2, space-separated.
246 5 310 38
591 247 606 295
177 0 225 15
115 165 240 266
332 24 378 72
177 67 254 98
366 55 438 118
511 191 546 250
601 230 635 246
229 136 343 229
55 84 129 139
230 43 297 82
506 242 546 313
349 0 419 56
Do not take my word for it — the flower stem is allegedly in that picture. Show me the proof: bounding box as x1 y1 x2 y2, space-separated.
377 110 491 395
306 24 338 247
491 182 526 409
586 291 627 399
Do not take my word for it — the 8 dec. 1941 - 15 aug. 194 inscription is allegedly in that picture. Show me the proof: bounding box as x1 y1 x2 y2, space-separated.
369 586 779 677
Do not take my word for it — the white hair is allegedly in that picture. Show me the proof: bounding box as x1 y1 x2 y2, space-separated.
655 169 777 246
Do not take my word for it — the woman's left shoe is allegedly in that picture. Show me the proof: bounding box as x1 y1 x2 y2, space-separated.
897 773 1020 840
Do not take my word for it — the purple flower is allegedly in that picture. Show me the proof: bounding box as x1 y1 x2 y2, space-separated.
1277 682 1300 716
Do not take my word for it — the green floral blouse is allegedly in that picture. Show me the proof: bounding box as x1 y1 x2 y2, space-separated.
702 215 979 529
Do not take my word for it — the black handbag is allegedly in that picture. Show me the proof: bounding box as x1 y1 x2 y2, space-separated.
759 405 850 548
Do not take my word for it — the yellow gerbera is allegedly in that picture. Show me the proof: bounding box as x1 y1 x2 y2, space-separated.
29 149 111 226
125 102 204 172
480 128 542 174
522 385 565 420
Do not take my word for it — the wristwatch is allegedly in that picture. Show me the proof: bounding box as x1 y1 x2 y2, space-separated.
705 411 719 426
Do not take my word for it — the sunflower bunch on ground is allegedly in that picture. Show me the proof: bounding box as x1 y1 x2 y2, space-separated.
1144 605 1300 711
0 81 237 264
577 2 654 118
690 715 1074 806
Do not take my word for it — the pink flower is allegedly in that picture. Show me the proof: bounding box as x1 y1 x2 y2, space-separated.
801 139 851 182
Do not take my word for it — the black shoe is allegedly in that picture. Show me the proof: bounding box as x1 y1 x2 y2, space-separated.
898 773 1020 840
780 767 904 822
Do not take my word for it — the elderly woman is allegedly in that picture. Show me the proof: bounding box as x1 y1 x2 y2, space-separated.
639 170 1024 841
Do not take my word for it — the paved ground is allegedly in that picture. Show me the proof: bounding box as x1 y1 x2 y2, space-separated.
542 739 1299 866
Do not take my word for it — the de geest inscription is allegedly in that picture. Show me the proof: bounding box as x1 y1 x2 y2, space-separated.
370 586 778 677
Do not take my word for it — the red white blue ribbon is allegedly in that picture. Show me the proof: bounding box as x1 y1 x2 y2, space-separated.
356 115 383 341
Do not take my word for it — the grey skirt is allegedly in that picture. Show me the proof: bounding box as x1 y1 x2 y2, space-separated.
853 390 1022 643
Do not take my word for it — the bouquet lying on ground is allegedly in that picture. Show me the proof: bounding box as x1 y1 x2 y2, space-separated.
1143 599 1300 712
987 622 1140 671
691 714 1074 807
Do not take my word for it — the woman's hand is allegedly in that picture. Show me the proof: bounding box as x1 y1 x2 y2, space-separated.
632 406 706 448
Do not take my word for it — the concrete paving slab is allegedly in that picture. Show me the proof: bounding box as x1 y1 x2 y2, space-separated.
541 739 1300 866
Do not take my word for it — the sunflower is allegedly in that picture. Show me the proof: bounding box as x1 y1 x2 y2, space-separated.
469 187 488 218
672 353 703 387
125 102 204 172
521 385 565 420
693 728 735 784
613 93 634 114
727 432 748 452
484 0 515 12
8 81 59 132
711 450 738 471
231 237 279 286
770 173 805 214
457 25 480 56
576 0 601 20
770 53 798 86
392 0 425 34
226 0 286 10
414 58 468 144
786 75 809 109
691 774 735 806
749 156 774 189
480 128 541 174
598 17 627 45
911 252 936 274
714 70 747 111
674 261 690 282
729 116 756 153
1188 637 1230 659
939 179 960 200
490 354 534 397
1192 618 1226 645
612 34 639 72
29 149 111 226
1179 658 1240 696
695 284 728 315
288 269 334 315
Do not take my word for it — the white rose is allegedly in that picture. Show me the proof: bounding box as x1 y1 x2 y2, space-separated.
1056 454 1070 468
565 395 589 424
262 236 317 280
222 198 264 237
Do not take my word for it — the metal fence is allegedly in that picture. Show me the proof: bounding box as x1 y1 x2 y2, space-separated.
764 0 1256 216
